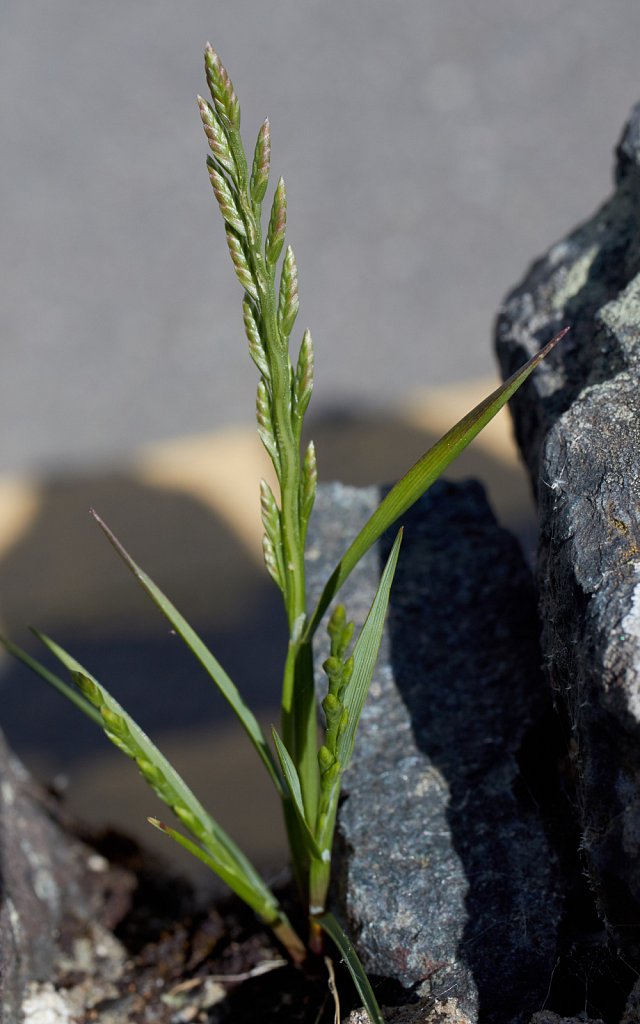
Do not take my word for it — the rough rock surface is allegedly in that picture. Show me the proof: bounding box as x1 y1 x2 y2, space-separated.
344 997 473 1024
495 101 640 958
529 1016 604 1024
0 730 133 1023
307 482 562 1024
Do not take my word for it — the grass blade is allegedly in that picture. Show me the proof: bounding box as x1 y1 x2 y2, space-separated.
89 509 284 797
147 817 300 945
314 911 385 1024
272 728 324 860
0 635 102 725
32 630 280 916
306 327 568 638
336 529 402 775
148 817 266 906
148 819 308 964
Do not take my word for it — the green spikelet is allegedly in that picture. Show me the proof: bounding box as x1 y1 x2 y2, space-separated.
250 119 271 205
197 96 236 176
327 604 355 662
204 44 240 128
318 605 355 779
265 178 286 265
294 330 314 423
207 161 246 236
278 245 299 340
242 297 270 380
225 227 258 299
100 705 129 740
300 440 317 529
260 479 285 593
256 379 280 473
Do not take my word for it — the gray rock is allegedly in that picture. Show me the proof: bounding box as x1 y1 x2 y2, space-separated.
621 977 640 1024
306 482 561 1024
344 996 473 1024
0 730 132 1022
529 1016 604 1024
495 101 640 958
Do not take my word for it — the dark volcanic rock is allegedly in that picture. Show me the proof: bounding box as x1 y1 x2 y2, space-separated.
307 482 562 1024
495 103 640 958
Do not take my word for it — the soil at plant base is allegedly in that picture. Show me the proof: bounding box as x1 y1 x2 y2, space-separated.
40 825 394 1024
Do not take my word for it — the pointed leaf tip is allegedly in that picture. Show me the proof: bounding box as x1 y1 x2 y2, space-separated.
90 510 132 567
535 324 569 362
305 327 568 640
89 507 109 533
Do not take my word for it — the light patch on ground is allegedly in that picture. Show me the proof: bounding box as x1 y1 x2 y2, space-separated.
403 377 516 463
0 477 39 558
22 983 73 1024
134 427 276 566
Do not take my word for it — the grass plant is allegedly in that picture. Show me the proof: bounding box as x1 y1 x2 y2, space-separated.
2 44 567 1022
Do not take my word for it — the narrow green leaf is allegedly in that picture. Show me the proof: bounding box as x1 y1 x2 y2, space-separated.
147 817 282 925
271 729 324 860
29 632 283 915
88 511 284 797
0 636 102 725
32 635 226 851
337 529 402 774
306 327 569 638
314 912 385 1024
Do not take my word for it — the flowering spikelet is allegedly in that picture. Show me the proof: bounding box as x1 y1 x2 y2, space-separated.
207 160 245 236
250 119 271 205
243 297 270 380
265 178 286 265
260 479 285 592
204 44 240 128
197 96 235 175
278 246 299 341
294 330 314 422
225 227 258 300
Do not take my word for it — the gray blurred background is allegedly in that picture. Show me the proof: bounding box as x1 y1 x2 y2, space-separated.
3 0 640 474
1 1 639 878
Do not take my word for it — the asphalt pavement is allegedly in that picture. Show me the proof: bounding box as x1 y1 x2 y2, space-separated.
2 0 640 474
